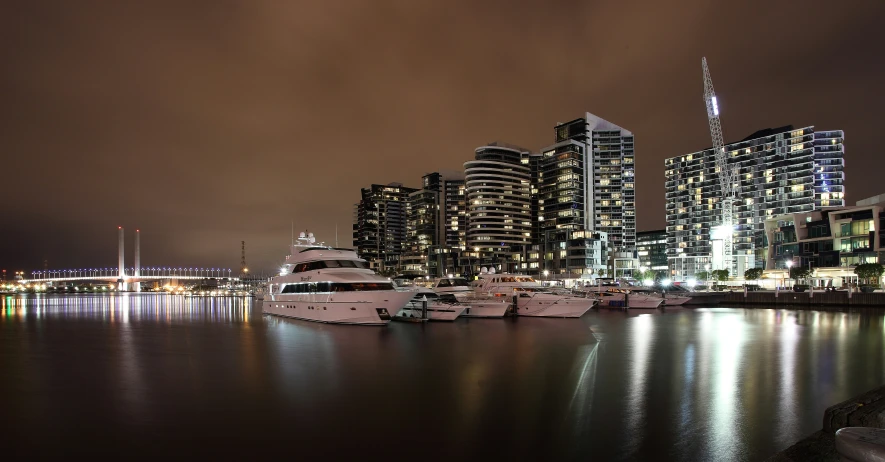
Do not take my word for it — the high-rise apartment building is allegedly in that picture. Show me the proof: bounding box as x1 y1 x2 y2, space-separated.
405 172 466 277
543 113 636 251
665 125 845 279
352 183 418 270
464 143 533 272
636 230 668 273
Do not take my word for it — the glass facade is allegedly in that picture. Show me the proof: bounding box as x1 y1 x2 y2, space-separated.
665 125 845 279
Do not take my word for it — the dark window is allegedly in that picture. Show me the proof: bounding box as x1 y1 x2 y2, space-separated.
292 260 369 272
331 282 395 291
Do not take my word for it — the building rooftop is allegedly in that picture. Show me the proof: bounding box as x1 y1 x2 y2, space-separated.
739 125 795 142
856 193 885 207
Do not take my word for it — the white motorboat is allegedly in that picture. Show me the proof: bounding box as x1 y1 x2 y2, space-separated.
394 288 466 322
582 289 664 309
431 277 510 318
632 289 691 306
262 232 415 326
470 272 594 318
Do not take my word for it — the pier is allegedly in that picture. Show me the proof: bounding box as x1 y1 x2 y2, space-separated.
721 290 885 307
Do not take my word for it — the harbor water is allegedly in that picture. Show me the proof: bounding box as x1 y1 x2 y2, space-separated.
1 294 884 461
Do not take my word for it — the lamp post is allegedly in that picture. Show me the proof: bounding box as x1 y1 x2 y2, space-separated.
785 260 793 289
543 270 549 285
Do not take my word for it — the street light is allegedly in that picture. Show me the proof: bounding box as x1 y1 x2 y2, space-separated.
543 269 549 284
785 260 793 289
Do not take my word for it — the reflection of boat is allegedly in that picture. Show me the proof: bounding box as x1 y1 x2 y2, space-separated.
430 277 510 318
471 272 594 318
394 288 466 322
262 232 415 326
581 289 664 309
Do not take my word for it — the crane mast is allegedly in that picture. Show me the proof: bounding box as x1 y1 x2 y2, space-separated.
702 57 737 274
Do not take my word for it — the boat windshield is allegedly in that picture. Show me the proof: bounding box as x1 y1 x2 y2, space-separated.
291 260 369 273
411 292 439 301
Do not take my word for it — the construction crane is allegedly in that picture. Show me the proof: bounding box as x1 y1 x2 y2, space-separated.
702 57 738 274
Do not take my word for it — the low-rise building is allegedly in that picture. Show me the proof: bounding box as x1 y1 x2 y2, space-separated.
759 194 885 288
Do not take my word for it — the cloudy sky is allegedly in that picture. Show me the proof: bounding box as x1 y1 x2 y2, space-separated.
2 0 883 273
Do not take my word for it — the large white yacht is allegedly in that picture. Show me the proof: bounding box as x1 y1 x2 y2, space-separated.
262 232 416 326
431 277 510 318
470 271 594 318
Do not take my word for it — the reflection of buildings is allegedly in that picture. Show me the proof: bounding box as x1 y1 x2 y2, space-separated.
665 125 845 280
759 193 885 288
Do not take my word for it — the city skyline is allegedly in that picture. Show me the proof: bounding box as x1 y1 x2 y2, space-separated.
2 1 884 272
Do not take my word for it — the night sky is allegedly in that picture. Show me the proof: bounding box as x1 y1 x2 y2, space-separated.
2 0 883 273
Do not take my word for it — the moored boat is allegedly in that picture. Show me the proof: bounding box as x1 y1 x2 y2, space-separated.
262 232 415 326
394 288 466 322
431 277 510 318
470 271 594 318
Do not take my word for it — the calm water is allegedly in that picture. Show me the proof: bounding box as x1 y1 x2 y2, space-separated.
1 295 884 461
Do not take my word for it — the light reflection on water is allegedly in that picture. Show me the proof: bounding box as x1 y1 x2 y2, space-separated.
1 295 884 461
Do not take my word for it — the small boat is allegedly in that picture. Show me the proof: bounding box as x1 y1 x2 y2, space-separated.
470 271 595 318
394 288 466 322
580 288 664 309
632 289 691 306
431 277 510 318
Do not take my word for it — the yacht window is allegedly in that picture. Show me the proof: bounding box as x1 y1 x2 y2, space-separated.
331 282 395 291
293 260 369 272
437 279 452 287
437 294 458 303
316 282 331 292
451 278 470 287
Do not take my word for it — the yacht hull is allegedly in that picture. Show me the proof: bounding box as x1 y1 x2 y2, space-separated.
396 303 466 322
451 295 510 318
515 296 593 318
463 301 510 318
262 291 414 326
663 296 691 306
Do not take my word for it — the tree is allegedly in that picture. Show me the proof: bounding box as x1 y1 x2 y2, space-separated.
744 268 763 281
711 269 729 282
854 263 884 286
789 267 812 282
695 271 710 282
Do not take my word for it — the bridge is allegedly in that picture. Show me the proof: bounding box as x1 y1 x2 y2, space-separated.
10 226 251 291
25 267 236 283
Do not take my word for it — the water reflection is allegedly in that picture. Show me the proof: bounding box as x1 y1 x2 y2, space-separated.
1 293 253 324
0 296 884 461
